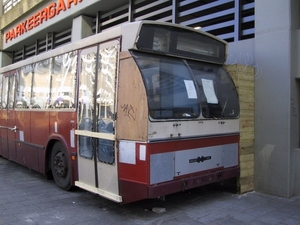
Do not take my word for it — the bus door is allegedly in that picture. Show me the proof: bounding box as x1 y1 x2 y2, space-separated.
75 40 122 202
0 72 16 160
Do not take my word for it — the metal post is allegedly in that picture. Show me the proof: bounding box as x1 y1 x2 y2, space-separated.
128 0 133 22
96 11 101 33
234 0 241 41
172 0 178 24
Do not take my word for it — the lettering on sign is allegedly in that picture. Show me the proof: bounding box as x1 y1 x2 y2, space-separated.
5 0 83 43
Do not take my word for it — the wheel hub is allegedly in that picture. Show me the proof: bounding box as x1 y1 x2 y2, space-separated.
54 152 67 178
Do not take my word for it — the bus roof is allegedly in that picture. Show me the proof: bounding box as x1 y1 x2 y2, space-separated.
0 21 227 73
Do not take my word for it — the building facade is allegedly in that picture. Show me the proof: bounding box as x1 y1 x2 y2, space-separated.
0 0 299 198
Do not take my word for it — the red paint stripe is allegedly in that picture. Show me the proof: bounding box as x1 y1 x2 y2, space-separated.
147 135 239 154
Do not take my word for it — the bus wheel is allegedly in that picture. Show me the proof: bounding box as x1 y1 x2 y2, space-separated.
51 142 71 190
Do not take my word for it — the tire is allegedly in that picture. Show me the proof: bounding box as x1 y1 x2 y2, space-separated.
51 142 72 190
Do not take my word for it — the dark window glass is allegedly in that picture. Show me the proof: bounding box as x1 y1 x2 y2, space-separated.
137 24 226 64
188 61 239 118
133 51 200 119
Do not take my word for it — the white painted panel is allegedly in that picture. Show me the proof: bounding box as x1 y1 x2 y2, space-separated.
139 145 146 161
70 129 75 148
119 141 136 165
77 157 96 187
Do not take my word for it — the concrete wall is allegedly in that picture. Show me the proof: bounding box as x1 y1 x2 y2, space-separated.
0 0 44 50
254 0 300 197
227 39 255 67
228 0 300 197
292 2 300 197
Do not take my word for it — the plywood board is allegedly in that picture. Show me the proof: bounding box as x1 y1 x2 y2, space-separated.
116 52 148 141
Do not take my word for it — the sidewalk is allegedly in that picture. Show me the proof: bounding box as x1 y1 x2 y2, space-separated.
0 156 299 225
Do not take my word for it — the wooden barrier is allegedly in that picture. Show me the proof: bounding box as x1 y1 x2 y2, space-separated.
225 64 255 193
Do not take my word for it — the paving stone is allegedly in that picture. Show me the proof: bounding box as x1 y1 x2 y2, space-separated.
1 156 300 225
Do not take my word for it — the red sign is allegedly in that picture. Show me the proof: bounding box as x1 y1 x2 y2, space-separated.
5 0 83 43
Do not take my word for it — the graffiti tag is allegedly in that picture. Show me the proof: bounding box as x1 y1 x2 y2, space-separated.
121 104 137 121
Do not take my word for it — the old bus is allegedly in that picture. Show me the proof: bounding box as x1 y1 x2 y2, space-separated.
0 21 239 204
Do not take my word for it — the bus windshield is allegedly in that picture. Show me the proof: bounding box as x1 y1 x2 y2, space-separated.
133 51 239 119
132 51 200 119
188 61 239 119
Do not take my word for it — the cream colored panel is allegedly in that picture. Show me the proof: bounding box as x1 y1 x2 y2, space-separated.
148 119 239 141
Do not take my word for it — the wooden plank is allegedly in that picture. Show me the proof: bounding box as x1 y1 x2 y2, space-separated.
239 175 254 193
240 132 254 140
240 153 254 162
240 146 254 155
240 126 254 132
240 102 254 110
238 88 254 95
239 95 254 102
241 160 254 169
240 162 254 177
75 130 115 140
240 182 254 193
240 109 254 117
240 138 254 145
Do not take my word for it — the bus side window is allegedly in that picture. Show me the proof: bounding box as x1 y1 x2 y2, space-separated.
2 77 9 109
16 65 33 109
27 60 51 109
7 75 15 109
51 52 77 110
